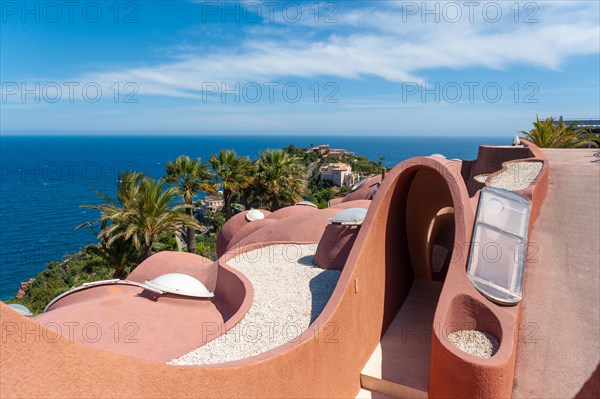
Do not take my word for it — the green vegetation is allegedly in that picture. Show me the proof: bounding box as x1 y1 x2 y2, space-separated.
165 155 214 253
210 150 253 218
306 179 350 209
7 245 115 315
8 143 383 314
352 155 383 176
83 174 199 260
520 115 599 148
77 171 146 279
255 149 307 210
195 234 218 260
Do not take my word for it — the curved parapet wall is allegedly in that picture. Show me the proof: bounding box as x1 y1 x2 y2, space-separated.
492 139 549 234
217 210 272 257
43 252 218 313
0 156 473 398
33 282 225 363
329 175 383 206
210 252 255 328
266 204 320 220
314 224 360 270
429 141 549 399
218 205 329 256
127 251 218 292
0 148 549 398
227 207 354 251
31 252 253 364
225 218 279 253
330 199 372 210
464 143 536 196
470 139 549 236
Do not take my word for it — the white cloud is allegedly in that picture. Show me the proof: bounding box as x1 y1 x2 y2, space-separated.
70 1 600 98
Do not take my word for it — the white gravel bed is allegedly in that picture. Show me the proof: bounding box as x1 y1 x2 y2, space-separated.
168 244 340 366
474 174 489 184
448 330 500 358
487 161 543 191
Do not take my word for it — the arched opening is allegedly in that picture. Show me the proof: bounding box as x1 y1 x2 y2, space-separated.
362 165 459 397
405 168 455 282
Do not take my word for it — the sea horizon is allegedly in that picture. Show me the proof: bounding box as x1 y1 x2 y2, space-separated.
0 134 511 299
1 132 517 137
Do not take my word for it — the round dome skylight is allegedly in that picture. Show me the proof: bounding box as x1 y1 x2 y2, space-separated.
8 303 32 316
144 273 214 298
295 200 317 208
246 209 265 222
330 208 368 226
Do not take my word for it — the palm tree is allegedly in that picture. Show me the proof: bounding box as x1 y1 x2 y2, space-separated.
77 226 139 279
104 178 200 259
240 160 263 210
79 171 145 278
520 115 598 148
164 156 214 253
210 150 253 219
256 149 307 210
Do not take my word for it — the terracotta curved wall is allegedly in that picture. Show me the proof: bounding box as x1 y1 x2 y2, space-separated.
313 224 360 270
229 208 341 250
225 218 278 252
217 210 272 258
217 211 251 257
477 139 549 235
512 139 549 233
429 141 550 399
330 199 372 210
312 200 372 271
0 156 469 398
44 252 218 312
466 144 535 196
405 168 455 279
0 151 546 398
45 261 248 323
30 253 254 364
340 175 382 203
266 205 320 220
211 257 254 327
127 251 218 291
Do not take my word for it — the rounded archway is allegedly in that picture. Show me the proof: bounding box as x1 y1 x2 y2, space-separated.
405 168 456 282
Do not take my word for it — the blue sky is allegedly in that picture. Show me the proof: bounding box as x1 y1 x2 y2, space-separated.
1 0 599 135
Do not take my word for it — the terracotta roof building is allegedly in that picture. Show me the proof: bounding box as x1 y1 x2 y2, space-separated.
319 162 359 186
199 195 224 215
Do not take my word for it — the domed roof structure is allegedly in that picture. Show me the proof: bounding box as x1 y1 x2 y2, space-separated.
144 273 214 298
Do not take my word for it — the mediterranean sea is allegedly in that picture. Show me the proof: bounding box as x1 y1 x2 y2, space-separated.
0 134 510 299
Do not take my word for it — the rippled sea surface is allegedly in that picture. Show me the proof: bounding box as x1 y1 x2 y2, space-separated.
0 134 509 299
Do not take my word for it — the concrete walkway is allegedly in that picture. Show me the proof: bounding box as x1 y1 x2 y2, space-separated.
513 149 600 398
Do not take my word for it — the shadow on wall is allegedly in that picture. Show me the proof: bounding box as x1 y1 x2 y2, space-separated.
375 163 457 395
314 224 361 270
309 270 341 324
406 168 455 282
373 163 458 338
